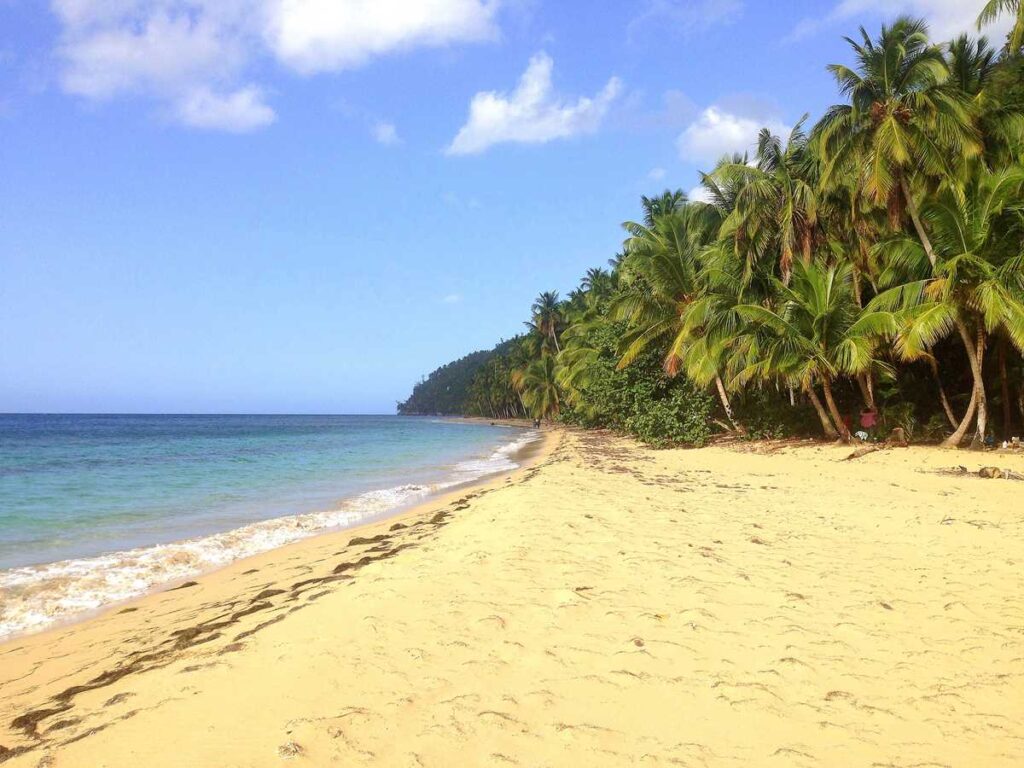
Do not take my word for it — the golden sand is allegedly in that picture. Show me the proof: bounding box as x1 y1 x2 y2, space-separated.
1 429 1023 766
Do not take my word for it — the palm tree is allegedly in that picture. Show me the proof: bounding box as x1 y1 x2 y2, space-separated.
640 189 687 226
515 355 561 421
735 260 897 442
946 35 1024 171
873 166 1024 446
978 0 1024 52
715 119 818 283
581 267 615 305
815 17 980 269
529 291 563 353
615 205 745 431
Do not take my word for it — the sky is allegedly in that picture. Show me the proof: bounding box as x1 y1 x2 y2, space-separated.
0 0 1012 413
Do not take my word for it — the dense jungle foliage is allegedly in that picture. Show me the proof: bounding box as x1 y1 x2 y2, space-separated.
401 6 1024 448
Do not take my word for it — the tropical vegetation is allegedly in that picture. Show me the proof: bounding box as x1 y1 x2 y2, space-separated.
400 7 1024 449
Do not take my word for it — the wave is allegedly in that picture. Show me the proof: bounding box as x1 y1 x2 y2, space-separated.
0 430 540 641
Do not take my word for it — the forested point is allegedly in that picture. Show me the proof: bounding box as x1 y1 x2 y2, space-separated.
401 6 1024 449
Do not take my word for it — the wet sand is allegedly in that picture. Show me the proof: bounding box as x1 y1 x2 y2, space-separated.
1 429 1022 766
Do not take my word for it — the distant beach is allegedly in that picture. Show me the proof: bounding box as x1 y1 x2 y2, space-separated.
2 429 1022 766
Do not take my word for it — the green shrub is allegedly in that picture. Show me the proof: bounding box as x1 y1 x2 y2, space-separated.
560 322 713 447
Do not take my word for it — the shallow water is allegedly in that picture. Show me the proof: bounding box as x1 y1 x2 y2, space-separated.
0 414 536 639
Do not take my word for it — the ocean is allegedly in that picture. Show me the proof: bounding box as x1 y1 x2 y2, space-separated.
0 414 538 640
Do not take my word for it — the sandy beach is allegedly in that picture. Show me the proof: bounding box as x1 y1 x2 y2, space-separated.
1 428 1023 766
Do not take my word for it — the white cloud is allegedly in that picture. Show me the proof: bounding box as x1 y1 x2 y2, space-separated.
446 52 622 155
55 5 247 100
687 184 713 203
373 120 400 145
50 0 502 131
176 85 276 132
441 293 462 304
677 106 789 167
265 0 499 74
789 0 1012 43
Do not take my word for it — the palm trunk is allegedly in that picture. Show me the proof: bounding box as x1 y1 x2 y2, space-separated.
999 337 1012 440
550 330 560 354
974 325 988 448
1019 381 1024 431
806 384 838 439
943 383 978 447
954 318 987 448
822 378 851 443
516 390 528 418
856 373 876 411
900 175 937 269
928 355 959 429
714 375 744 433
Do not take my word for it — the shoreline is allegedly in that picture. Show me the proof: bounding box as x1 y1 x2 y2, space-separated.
0 423 551 646
2 429 1022 766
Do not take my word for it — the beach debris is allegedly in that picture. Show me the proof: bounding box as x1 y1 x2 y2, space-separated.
844 445 881 461
277 740 304 759
348 534 388 546
931 465 1022 480
886 427 909 447
389 522 407 531
632 637 645 647
252 589 286 602
102 693 134 707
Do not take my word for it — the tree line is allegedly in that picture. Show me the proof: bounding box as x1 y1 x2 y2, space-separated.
403 5 1024 448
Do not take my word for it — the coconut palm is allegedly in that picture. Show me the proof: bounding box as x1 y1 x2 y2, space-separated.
614 205 745 431
815 17 981 269
514 355 561 421
714 119 818 283
734 260 897 442
580 267 616 305
873 166 1024 445
947 35 1024 171
978 0 1024 52
640 189 687 226
528 291 563 353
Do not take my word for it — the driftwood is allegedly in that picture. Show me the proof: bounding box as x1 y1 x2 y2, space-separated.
844 428 912 460
844 445 882 461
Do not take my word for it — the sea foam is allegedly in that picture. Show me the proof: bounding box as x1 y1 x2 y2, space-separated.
0 429 539 641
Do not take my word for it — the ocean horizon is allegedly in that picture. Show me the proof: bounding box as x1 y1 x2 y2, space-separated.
0 414 538 639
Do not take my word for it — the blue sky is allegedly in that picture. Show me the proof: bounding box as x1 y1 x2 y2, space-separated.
0 0 1007 413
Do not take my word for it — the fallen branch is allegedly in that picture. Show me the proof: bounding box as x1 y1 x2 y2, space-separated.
844 445 883 461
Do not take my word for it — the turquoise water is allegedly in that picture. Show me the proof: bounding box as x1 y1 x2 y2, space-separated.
0 414 536 638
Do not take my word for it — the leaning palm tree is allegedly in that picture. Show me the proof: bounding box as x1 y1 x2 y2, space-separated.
735 260 897 442
815 17 981 269
528 291 563 353
615 205 745 431
516 355 561 421
873 166 1024 446
978 0 1024 52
